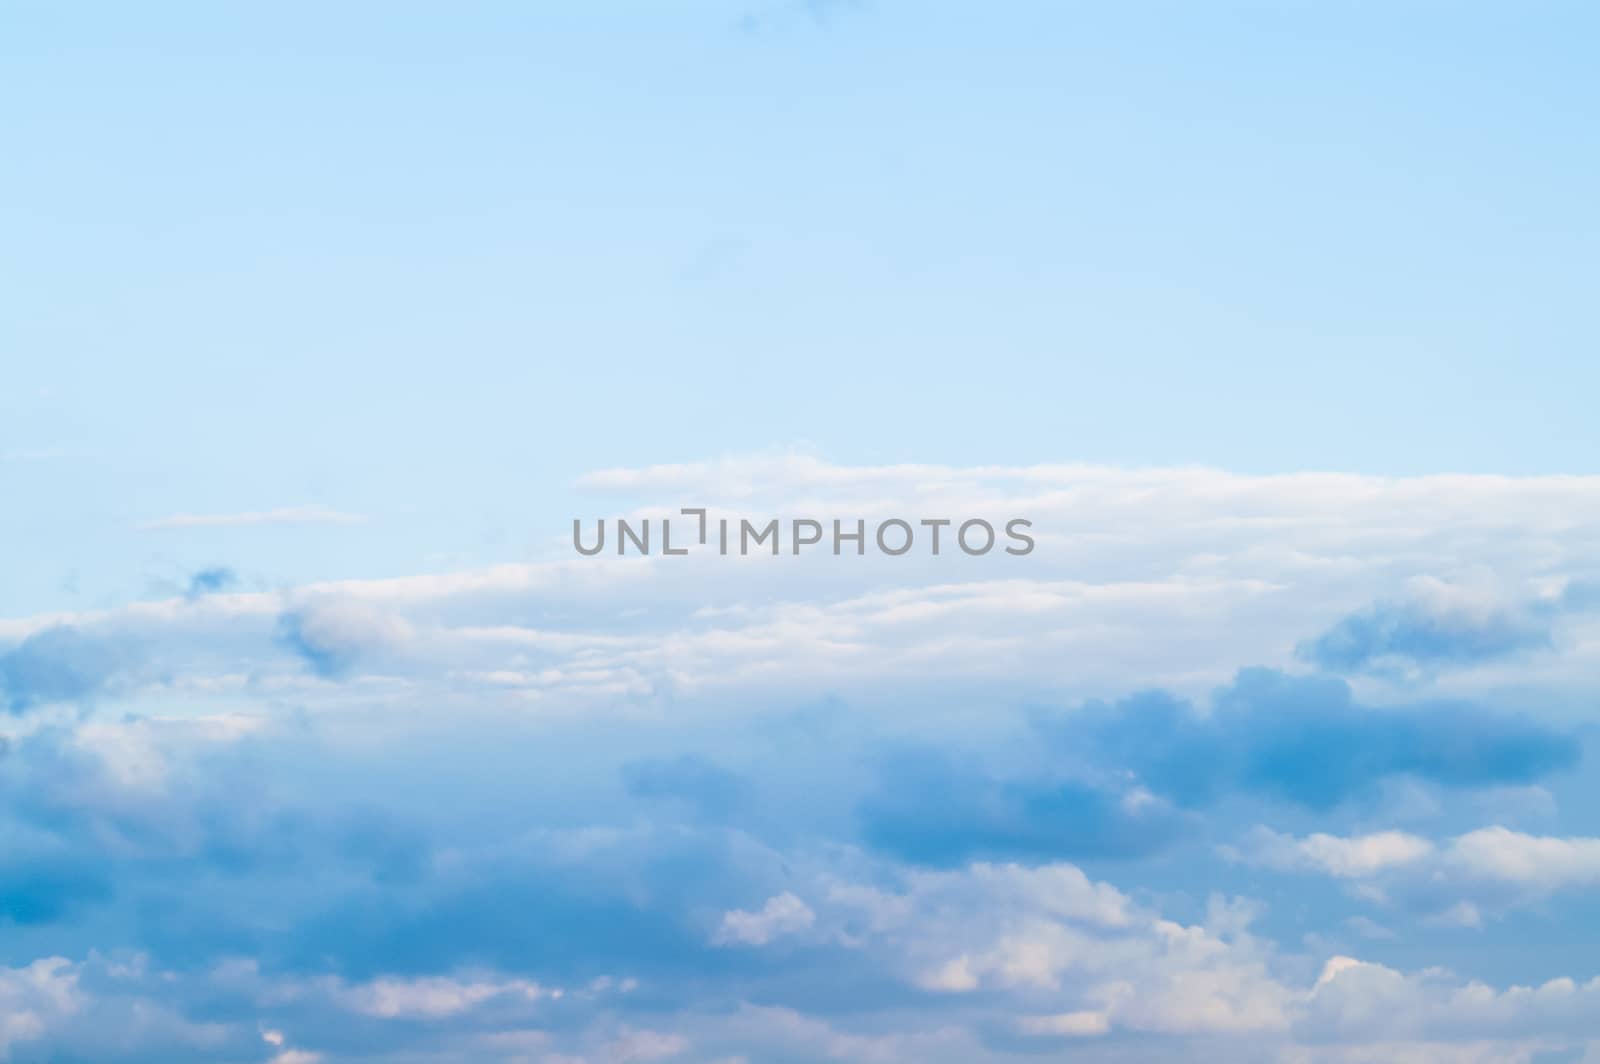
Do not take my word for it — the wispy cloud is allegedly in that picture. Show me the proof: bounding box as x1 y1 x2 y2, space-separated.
138 506 364 531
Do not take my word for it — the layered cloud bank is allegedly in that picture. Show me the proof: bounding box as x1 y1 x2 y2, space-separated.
3 460 1600 1062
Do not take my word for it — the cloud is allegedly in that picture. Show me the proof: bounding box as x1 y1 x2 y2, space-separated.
1062 669 1580 810
0 954 228 1061
1229 828 1435 878
0 724 430 937
1299 580 1557 674
858 749 1185 866
713 893 816 947
323 973 554 1019
138 506 364 531
1301 954 1600 1044
185 567 238 598
1448 826 1600 889
1230 825 1600 921
6 738 1600 1064
0 958 81 1056
804 864 1296 1040
10 459 1600 719
272 823 752 984
0 625 132 713
4 459 1600 1061
276 601 413 678
268 1052 322 1064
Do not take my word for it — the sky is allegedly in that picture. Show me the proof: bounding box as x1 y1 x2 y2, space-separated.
4 3 1600 1063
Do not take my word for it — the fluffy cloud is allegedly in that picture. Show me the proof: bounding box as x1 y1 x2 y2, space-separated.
713 893 816 947
0 957 81 1055
276 600 416 678
1449 826 1600 889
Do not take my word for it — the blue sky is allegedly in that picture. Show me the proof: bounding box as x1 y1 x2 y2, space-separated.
4 4 1600 1063
7 0 1600 612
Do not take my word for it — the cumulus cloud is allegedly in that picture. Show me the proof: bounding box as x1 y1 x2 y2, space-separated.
1302 954 1600 1044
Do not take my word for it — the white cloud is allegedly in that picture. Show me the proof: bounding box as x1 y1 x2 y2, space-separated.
1448 827 1600 890
331 974 554 1019
1230 826 1600 922
601 1028 689 1063
1303 953 1600 1042
0 958 80 1056
805 857 1600 1052
268 1052 322 1064
1016 1010 1110 1037
713 892 817 947
1231 828 1435 877
0 955 229 1059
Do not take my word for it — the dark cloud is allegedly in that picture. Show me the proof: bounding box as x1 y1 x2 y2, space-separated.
275 828 766 984
0 727 433 937
1298 599 1552 673
0 625 129 714
858 749 1185 867
1062 668 1580 811
855 670 1579 867
185 566 237 598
